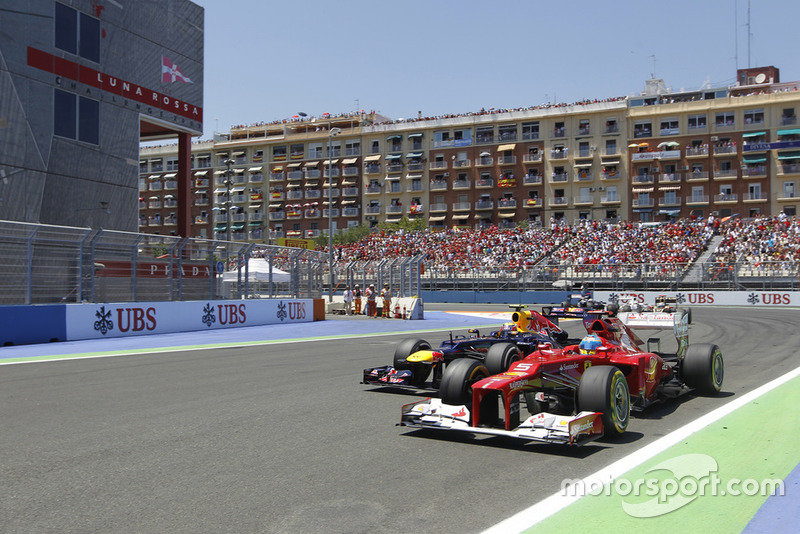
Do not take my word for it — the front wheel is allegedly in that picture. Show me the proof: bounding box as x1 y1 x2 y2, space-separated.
577 366 630 438
682 343 723 395
440 359 489 406
485 342 521 375
393 338 431 387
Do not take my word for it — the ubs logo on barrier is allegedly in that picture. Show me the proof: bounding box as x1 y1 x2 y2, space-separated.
276 301 306 321
93 305 114 335
92 306 157 335
202 303 216 327
217 304 247 325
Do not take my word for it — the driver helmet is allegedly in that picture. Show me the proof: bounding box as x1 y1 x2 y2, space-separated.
579 334 603 355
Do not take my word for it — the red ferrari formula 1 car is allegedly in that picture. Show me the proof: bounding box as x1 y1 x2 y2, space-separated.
400 310 723 446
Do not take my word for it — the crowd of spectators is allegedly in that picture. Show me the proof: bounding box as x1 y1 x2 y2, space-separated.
335 225 571 275
712 214 800 267
330 215 800 281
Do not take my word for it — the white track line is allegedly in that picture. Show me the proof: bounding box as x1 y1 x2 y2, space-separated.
482 363 800 534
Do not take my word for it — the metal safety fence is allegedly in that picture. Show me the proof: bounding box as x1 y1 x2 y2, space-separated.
0 220 326 305
418 259 800 293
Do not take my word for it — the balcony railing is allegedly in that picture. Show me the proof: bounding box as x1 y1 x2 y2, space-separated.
430 181 447 191
429 161 447 170
714 193 738 203
523 174 542 185
659 173 682 183
498 199 517 209
523 153 542 163
475 200 494 210
453 180 470 189
686 147 709 157
476 178 494 188
550 173 569 183
659 196 682 206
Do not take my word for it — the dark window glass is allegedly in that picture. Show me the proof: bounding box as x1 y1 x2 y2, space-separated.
54 89 76 139
78 97 99 144
54 3 77 54
79 13 100 62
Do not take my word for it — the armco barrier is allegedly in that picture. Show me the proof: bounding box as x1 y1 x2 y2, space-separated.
1 299 324 346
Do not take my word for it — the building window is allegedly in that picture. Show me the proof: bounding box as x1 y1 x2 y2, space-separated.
578 119 590 135
715 111 735 127
604 118 618 133
522 122 539 140
633 121 652 138
688 114 707 129
476 126 494 144
660 119 679 135
55 2 100 62
273 146 287 160
744 109 764 125
54 89 99 144
289 144 303 159
370 140 380 154
345 140 360 155
605 139 617 155
498 124 517 141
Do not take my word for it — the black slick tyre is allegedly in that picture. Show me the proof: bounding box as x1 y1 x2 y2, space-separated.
577 366 630 438
393 338 432 386
683 343 724 395
485 342 521 375
440 359 489 406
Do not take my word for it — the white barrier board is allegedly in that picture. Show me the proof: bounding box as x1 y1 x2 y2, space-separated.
595 291 800 307
65 299 315 341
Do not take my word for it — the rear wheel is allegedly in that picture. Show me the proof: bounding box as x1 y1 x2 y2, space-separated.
393 338 432 387
683 343 723 395
577 366 630 438
440 359 489 406
485 342 522 375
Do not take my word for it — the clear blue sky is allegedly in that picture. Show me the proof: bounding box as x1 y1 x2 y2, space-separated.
192 0 800 139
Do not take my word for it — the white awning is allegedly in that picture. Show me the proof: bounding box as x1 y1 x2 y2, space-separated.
249 166 263 172
342 158 358 164
163 173 177 178
498 211 517 218
286 162 302 168
497 144 516 151
322 159 339 165
632 187 654 193
364 154 382 162
193 170 208 176
304 161 319 167
429 216 446 222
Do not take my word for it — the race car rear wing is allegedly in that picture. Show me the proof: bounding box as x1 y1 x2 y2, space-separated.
617 308 690 358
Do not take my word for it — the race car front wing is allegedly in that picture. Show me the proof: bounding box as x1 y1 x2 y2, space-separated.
399 398 604 446
363 365 417 387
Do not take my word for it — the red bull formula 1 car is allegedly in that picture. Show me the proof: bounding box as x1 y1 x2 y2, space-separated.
363 306 575 390
400 309 723 446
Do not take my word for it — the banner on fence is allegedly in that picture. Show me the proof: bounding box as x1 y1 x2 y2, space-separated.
594 291 800 307
65 299 317 341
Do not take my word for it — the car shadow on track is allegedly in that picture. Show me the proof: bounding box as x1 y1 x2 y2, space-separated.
632 390 735 421
400 428 645 457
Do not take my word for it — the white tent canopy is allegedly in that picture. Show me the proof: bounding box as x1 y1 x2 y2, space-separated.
222 258 290 283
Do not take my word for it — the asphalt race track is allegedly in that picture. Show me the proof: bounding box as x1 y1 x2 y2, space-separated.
1 305 798 533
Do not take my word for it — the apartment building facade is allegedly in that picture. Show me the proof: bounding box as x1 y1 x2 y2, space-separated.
139 66 800 241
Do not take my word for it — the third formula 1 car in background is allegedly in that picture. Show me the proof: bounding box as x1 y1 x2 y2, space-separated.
363 306 576 391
